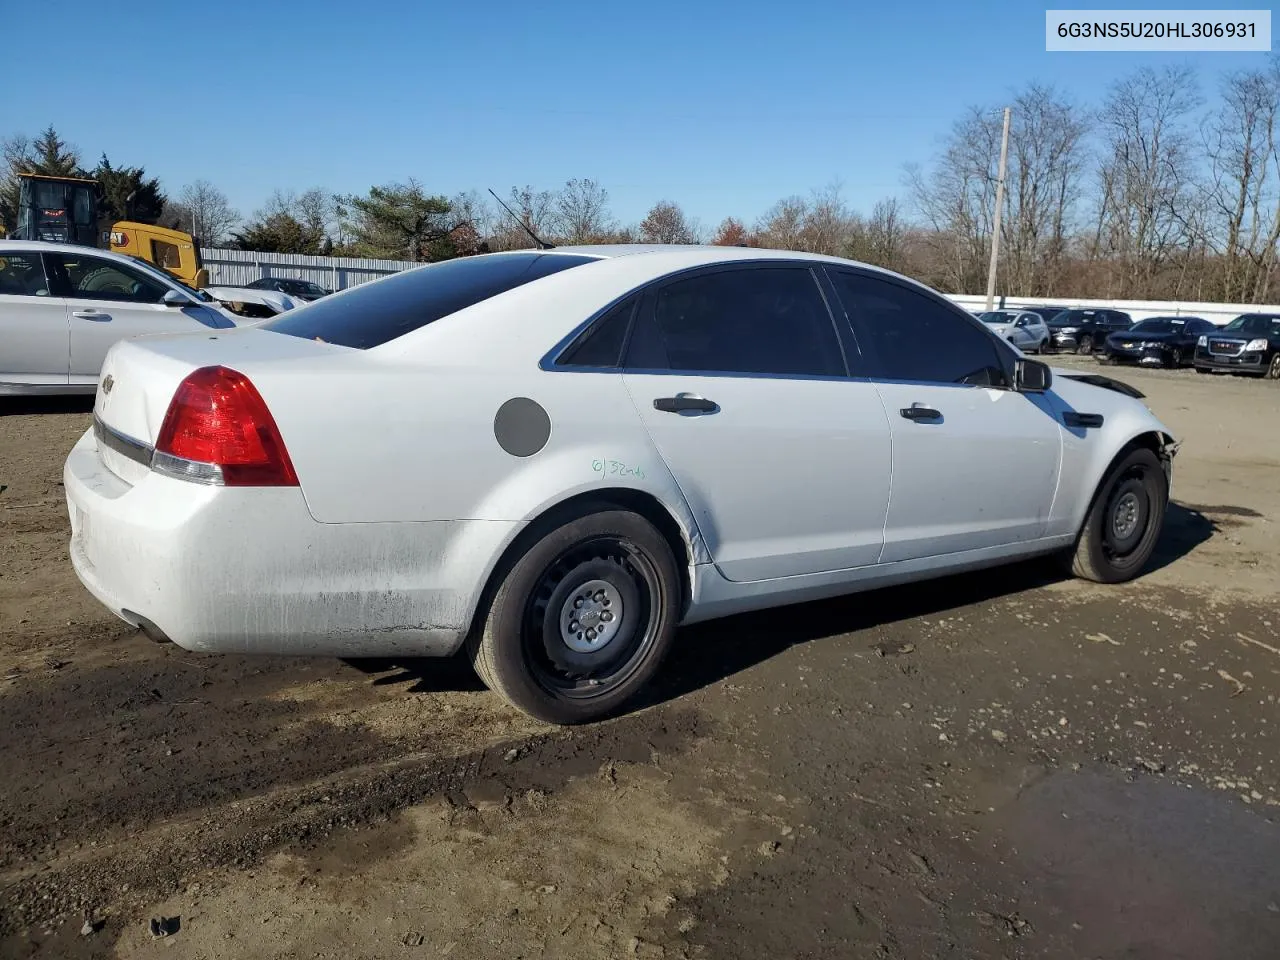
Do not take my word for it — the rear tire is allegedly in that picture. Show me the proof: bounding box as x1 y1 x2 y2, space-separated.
467 507 681 724
1067 447 1168 583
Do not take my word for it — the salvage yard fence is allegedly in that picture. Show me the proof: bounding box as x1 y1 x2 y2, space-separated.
200 248 419 291
201 247 1280 323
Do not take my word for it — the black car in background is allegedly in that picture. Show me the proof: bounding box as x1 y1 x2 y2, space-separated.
1194 313 1280 378
1021 305 1070 326
243 277 333 301
1046 308 1133 354
1102 316 1217 368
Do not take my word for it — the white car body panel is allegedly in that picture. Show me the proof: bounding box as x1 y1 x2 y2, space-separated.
63 246 1179 659
622 371 891 580
872 381 1062 562
203 285 300 314
0 291 71 388
0 240 241 395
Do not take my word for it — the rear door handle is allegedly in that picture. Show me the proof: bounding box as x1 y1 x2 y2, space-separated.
899 404 941 421
73 310 111 322
654 394 719 414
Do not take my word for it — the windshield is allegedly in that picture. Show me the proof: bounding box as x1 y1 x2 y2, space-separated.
1222 314 1280 336
263 252 598 349
1049 310 1095 326
978 311 1017 324
1130 319 1182 334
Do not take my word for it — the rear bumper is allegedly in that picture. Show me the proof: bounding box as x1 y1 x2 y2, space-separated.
64 427 520 656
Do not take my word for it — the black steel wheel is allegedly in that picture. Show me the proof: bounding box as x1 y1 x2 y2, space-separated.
1066 447 1168 583
468 507 681 724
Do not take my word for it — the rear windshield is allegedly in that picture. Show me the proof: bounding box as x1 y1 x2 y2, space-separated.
262 252 598 349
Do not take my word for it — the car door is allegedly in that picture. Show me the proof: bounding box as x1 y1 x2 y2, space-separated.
0 250 70 388
44 251 207 385
620 263 893 582
1023 312 1048 348
1008 313 1039 351
825 269 1063 564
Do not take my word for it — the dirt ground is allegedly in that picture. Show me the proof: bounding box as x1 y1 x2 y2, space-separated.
2 356 1279 959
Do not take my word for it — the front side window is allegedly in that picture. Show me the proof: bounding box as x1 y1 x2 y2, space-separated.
638 267 844 377
0 252 50 297
829 271 1008 387
48 252 169 304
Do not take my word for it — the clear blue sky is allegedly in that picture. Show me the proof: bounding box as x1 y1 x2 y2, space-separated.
8 0 1273 229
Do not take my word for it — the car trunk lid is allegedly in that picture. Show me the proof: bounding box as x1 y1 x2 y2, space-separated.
91 327 345 486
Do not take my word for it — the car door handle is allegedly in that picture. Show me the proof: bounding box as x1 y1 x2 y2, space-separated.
899 404 942 421
73 310 111 322
1063 411 1105 428
654 394 719 414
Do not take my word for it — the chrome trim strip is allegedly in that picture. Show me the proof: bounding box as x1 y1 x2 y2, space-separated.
93 415 153 467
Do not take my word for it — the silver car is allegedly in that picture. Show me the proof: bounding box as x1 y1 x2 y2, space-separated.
0 241 241 395
977 309 1050 353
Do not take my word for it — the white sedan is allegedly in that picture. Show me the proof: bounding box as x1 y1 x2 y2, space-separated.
0 241 247 395
977 309 1050 353
65 246 1178 723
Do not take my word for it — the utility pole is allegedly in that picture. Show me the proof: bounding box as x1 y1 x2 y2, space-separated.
984 106 1011 312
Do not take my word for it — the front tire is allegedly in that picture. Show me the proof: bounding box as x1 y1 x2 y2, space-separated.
1067 447 1168 583
1267 354 1280 380
1076 335 1094 355
467 507 681 724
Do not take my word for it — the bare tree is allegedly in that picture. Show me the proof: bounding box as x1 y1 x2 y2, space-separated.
753 195 810 250
909 84 1087 296
488 185 557 250
165 180 240 245
847 198 909 272
1202 66 1280 301
639 200 697 243
1001 84 1089 295
712 216 752 245
1092 65 1203 297
553 178 613 243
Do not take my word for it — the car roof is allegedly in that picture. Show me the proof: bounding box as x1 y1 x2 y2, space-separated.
0 239 184 275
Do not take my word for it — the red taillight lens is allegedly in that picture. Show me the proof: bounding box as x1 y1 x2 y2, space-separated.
155 365 298 486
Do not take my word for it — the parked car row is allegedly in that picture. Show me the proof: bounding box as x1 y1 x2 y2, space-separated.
978 302 1280 379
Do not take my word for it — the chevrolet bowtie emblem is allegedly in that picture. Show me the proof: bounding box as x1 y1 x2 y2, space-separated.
101 374 114 395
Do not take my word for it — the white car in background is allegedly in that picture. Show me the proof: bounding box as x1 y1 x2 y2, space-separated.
0 241 250 395
65 245 1178 724
977 309 1050 353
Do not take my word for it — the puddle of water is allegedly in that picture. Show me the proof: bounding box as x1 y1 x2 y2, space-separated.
997 768 1280 960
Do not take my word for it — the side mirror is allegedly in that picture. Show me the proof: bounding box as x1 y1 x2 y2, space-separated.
162 289 190 308
1015 358 1052 393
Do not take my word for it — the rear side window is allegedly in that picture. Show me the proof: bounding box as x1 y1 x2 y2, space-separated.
0 252 49 296
637 267 844 377
559 296 637 367
264 252 598 349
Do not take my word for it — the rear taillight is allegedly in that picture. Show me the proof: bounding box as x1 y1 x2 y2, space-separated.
152 365 298 486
